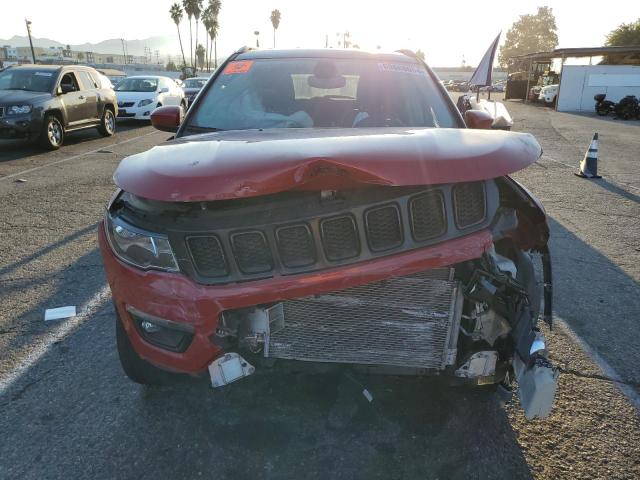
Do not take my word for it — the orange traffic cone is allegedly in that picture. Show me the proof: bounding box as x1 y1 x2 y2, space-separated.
575 133 602 179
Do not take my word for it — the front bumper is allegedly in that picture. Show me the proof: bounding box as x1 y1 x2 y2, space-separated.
539 92 556 104
116 103 156 120
99 221 493 374
0 112 39 140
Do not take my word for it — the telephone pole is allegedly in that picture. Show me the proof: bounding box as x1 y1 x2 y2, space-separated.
25 19 36 64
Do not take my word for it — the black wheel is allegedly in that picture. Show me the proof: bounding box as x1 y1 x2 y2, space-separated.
39 113 64 150
115 309 179 385
595 105 609 116
98 107 116 136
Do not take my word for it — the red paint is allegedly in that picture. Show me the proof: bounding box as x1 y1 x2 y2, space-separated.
99 223 493 373
464 110 494 129
150 105 182 133
113 128 542 202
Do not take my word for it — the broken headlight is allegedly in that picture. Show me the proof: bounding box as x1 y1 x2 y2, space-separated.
105 214 179 272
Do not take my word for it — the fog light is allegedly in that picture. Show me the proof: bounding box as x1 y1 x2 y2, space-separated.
141 320 160 333
126 305 194 352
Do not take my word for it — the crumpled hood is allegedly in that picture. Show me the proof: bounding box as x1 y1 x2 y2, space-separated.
114 127 542 202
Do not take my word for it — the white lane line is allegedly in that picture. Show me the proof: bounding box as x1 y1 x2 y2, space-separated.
0 284 111 397
555 316 640 412
0 131 159 182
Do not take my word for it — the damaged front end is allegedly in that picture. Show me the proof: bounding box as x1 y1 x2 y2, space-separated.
102 172 558 420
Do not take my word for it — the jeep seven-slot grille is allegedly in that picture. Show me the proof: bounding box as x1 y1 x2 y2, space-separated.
453 182 486 228
410 191 447 241
184 182 490 283
187 236 228 277
365 204 403 251
231 231 273 274
320 215 360 261
276 224 316 268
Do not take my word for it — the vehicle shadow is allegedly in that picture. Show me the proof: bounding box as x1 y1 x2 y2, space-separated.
0 122 148 163
0 302 534 480
546 216 640 386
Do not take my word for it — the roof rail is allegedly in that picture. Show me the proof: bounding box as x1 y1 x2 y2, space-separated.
395 49 417 59
234 46 255 54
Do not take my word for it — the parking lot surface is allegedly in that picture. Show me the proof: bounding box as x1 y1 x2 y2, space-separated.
1 107 639 480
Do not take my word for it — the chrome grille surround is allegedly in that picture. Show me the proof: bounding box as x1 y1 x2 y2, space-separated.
266 268 462 369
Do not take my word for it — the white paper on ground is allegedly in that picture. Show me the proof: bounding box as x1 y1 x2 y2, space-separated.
44 306 77 322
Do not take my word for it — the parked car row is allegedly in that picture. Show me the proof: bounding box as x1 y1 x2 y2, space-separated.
0 64 195 149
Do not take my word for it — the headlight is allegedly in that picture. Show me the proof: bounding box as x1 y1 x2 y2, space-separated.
105 214 179 272
6 105 33 115
138 99 153 107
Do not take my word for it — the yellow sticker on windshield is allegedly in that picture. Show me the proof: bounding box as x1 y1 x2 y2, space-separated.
223 61 254 74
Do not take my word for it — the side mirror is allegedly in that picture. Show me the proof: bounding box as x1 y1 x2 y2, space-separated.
464 110 494 129
159 87 169 94
150 105 182 133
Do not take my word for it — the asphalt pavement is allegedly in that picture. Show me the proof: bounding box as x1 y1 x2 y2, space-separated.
1 107 639 480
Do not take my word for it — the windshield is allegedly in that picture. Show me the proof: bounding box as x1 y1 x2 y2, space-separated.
186 58 457 131
184 78 207 88
0 69 56 92
115 78 158 92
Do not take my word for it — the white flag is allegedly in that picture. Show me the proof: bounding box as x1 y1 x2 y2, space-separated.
469 33 501 87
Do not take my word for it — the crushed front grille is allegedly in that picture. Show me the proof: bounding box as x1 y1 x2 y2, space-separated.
453 182 486 228
267 268 460 369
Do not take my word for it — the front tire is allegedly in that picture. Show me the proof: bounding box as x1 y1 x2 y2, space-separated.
115 309 179 385
98 107 116 136
39 114 64 150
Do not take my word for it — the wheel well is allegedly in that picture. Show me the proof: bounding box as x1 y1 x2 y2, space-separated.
104 103 115 114
45 109 64 126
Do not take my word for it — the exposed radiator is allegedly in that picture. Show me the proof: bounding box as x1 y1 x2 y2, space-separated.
266 268 462 369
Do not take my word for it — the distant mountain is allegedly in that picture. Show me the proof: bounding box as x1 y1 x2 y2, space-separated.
0 35 180 57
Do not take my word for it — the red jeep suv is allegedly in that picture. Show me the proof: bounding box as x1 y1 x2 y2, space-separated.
99 48 558 419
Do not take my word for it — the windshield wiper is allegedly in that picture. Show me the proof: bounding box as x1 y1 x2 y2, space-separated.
184 125 225 133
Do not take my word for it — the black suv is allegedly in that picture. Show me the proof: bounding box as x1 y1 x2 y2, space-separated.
0 65 118 149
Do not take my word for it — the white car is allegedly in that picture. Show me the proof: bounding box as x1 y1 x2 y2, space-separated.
538 84 559 105
115 76 185 120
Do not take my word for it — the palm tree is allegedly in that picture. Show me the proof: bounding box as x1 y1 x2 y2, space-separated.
209 17 219 69
169 3 187 68
270 9 281 48
193 0 203 71
182 0 195 68
196 44 206 69
207 0 221 69
202 8 212 71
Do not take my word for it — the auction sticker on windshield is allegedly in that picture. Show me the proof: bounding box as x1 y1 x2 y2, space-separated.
377 62 424 75
223 61 254 75
34 72 53 76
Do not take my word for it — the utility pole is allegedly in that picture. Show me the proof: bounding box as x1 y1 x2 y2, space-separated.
254 31 260 48
120 38 128 65
25 19 36 64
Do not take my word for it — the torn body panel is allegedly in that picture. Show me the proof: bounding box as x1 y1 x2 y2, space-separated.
101 133 556 418
113 127 542 202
